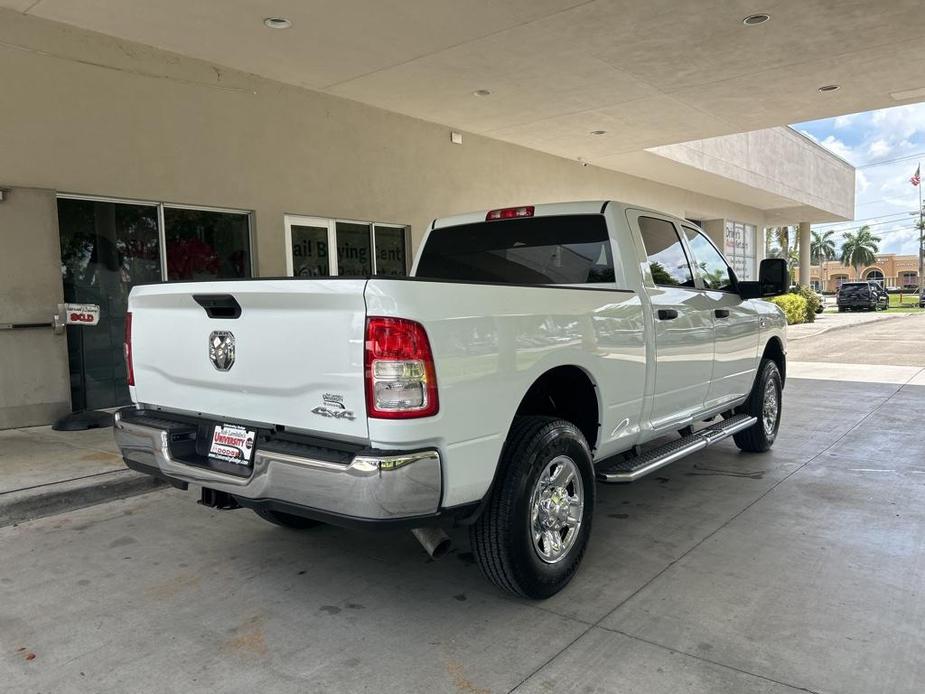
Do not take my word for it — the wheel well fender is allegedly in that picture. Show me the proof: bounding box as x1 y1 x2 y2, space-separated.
459 365 600 526
761 336 786 385
512 365 600 451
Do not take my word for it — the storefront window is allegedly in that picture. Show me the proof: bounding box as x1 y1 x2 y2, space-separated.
374 225 408 276
335 222 373 276
57 196 252 411
164 208 251 281
724 221 757 280
290 224 331 277
286 216 409 277
58 198 161 410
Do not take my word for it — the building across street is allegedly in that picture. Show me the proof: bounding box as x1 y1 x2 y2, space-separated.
811 254 920 292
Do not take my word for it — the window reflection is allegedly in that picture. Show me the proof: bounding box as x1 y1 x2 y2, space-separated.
374 226 408 276
336 222 372 276
57 198 161 410
638 217 694 287
291 225 331 277
165 208 251 281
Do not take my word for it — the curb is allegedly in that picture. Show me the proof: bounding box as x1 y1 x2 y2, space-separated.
0 469 165 527
787 312 911 341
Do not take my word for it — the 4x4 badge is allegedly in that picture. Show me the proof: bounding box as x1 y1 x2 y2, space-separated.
312 393 355 420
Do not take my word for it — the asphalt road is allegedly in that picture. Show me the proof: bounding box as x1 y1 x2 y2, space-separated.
788 312 925 366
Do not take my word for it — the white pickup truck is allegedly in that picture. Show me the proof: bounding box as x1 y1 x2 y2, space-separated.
115 201 788 598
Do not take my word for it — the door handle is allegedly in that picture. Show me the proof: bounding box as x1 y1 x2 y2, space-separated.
657 309 679 320
714 309 730 319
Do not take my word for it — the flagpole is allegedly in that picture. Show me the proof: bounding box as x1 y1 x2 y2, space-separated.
919 161 924 303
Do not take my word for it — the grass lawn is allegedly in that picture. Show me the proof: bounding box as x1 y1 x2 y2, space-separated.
884 293 924 313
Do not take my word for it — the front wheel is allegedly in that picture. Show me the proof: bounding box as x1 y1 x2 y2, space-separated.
470 417 595 599
733 359 782 453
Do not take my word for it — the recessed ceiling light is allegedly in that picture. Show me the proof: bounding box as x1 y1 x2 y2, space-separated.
263 17 292 29
473 89 492 97
890 86 925 101
742 13 770 26
590 130 607 135
818 84 840 93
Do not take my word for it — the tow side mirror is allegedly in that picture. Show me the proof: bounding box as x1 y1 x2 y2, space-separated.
739 258 789 299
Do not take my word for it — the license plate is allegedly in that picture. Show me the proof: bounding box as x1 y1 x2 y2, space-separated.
209 424 256 465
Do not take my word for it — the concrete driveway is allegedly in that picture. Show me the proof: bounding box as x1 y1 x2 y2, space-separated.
3 316 925 693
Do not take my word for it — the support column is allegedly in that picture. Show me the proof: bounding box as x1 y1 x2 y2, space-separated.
798 222 811 287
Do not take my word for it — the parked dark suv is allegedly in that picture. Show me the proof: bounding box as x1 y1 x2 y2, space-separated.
837 281 889 312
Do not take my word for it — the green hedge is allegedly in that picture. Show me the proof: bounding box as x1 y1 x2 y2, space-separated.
789 285 820 323
768 294 808 325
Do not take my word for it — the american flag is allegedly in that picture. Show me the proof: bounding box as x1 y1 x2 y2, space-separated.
912 164 921 187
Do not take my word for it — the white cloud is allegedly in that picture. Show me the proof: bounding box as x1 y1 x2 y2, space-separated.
798 102 925 256
870 102 925 139
817 135 855 162
868 139 892 158
834 114 857 129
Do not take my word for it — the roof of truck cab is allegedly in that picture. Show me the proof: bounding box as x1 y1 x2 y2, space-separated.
431 200 678 230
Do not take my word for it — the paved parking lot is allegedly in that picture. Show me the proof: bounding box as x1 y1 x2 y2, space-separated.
3 316 924 693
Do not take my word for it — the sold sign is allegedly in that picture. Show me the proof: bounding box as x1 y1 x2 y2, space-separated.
64 303 100 326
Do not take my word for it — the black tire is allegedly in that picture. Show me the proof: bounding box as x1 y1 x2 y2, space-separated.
253 508 322 529
733 359 782 453
470 416 595 599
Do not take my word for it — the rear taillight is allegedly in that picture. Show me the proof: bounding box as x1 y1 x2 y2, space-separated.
124 311 134 387
365 317 438 419
486 205 534 221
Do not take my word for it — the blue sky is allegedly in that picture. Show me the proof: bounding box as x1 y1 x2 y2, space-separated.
792 102 925 256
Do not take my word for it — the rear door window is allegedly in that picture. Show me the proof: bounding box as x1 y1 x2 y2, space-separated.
415 215 615 285
638 217 694 287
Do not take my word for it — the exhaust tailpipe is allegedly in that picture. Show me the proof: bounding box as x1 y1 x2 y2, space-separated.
411 527 451 559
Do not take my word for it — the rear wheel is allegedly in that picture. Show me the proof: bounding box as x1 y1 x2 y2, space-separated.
733 359 782 453
253 508 322 529
470 417 594 599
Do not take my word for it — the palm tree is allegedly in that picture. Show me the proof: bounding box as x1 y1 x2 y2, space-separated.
840 225 881 277
766 226 791 258
811 229 837 266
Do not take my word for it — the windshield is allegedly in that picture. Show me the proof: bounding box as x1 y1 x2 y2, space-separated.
839 283 870 296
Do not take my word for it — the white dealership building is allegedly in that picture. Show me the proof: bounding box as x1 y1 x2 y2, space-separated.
2 3 889 428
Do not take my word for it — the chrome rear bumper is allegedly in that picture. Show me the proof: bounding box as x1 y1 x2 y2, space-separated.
113 410 442 521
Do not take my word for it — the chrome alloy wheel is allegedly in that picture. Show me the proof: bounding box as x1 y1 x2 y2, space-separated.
762 378 779 436
529 455 584 564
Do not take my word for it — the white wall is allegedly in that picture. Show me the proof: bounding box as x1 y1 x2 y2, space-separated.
0 10 774 427
0 189 71 428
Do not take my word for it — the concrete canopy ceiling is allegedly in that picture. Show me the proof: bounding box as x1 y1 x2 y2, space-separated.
4 0 921 172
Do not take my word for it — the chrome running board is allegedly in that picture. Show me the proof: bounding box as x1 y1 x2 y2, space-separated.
596 414 757 483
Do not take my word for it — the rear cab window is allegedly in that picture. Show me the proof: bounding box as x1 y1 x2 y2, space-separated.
415 215 615 285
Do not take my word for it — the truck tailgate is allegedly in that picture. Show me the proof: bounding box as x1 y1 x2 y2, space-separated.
129 279 369 441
